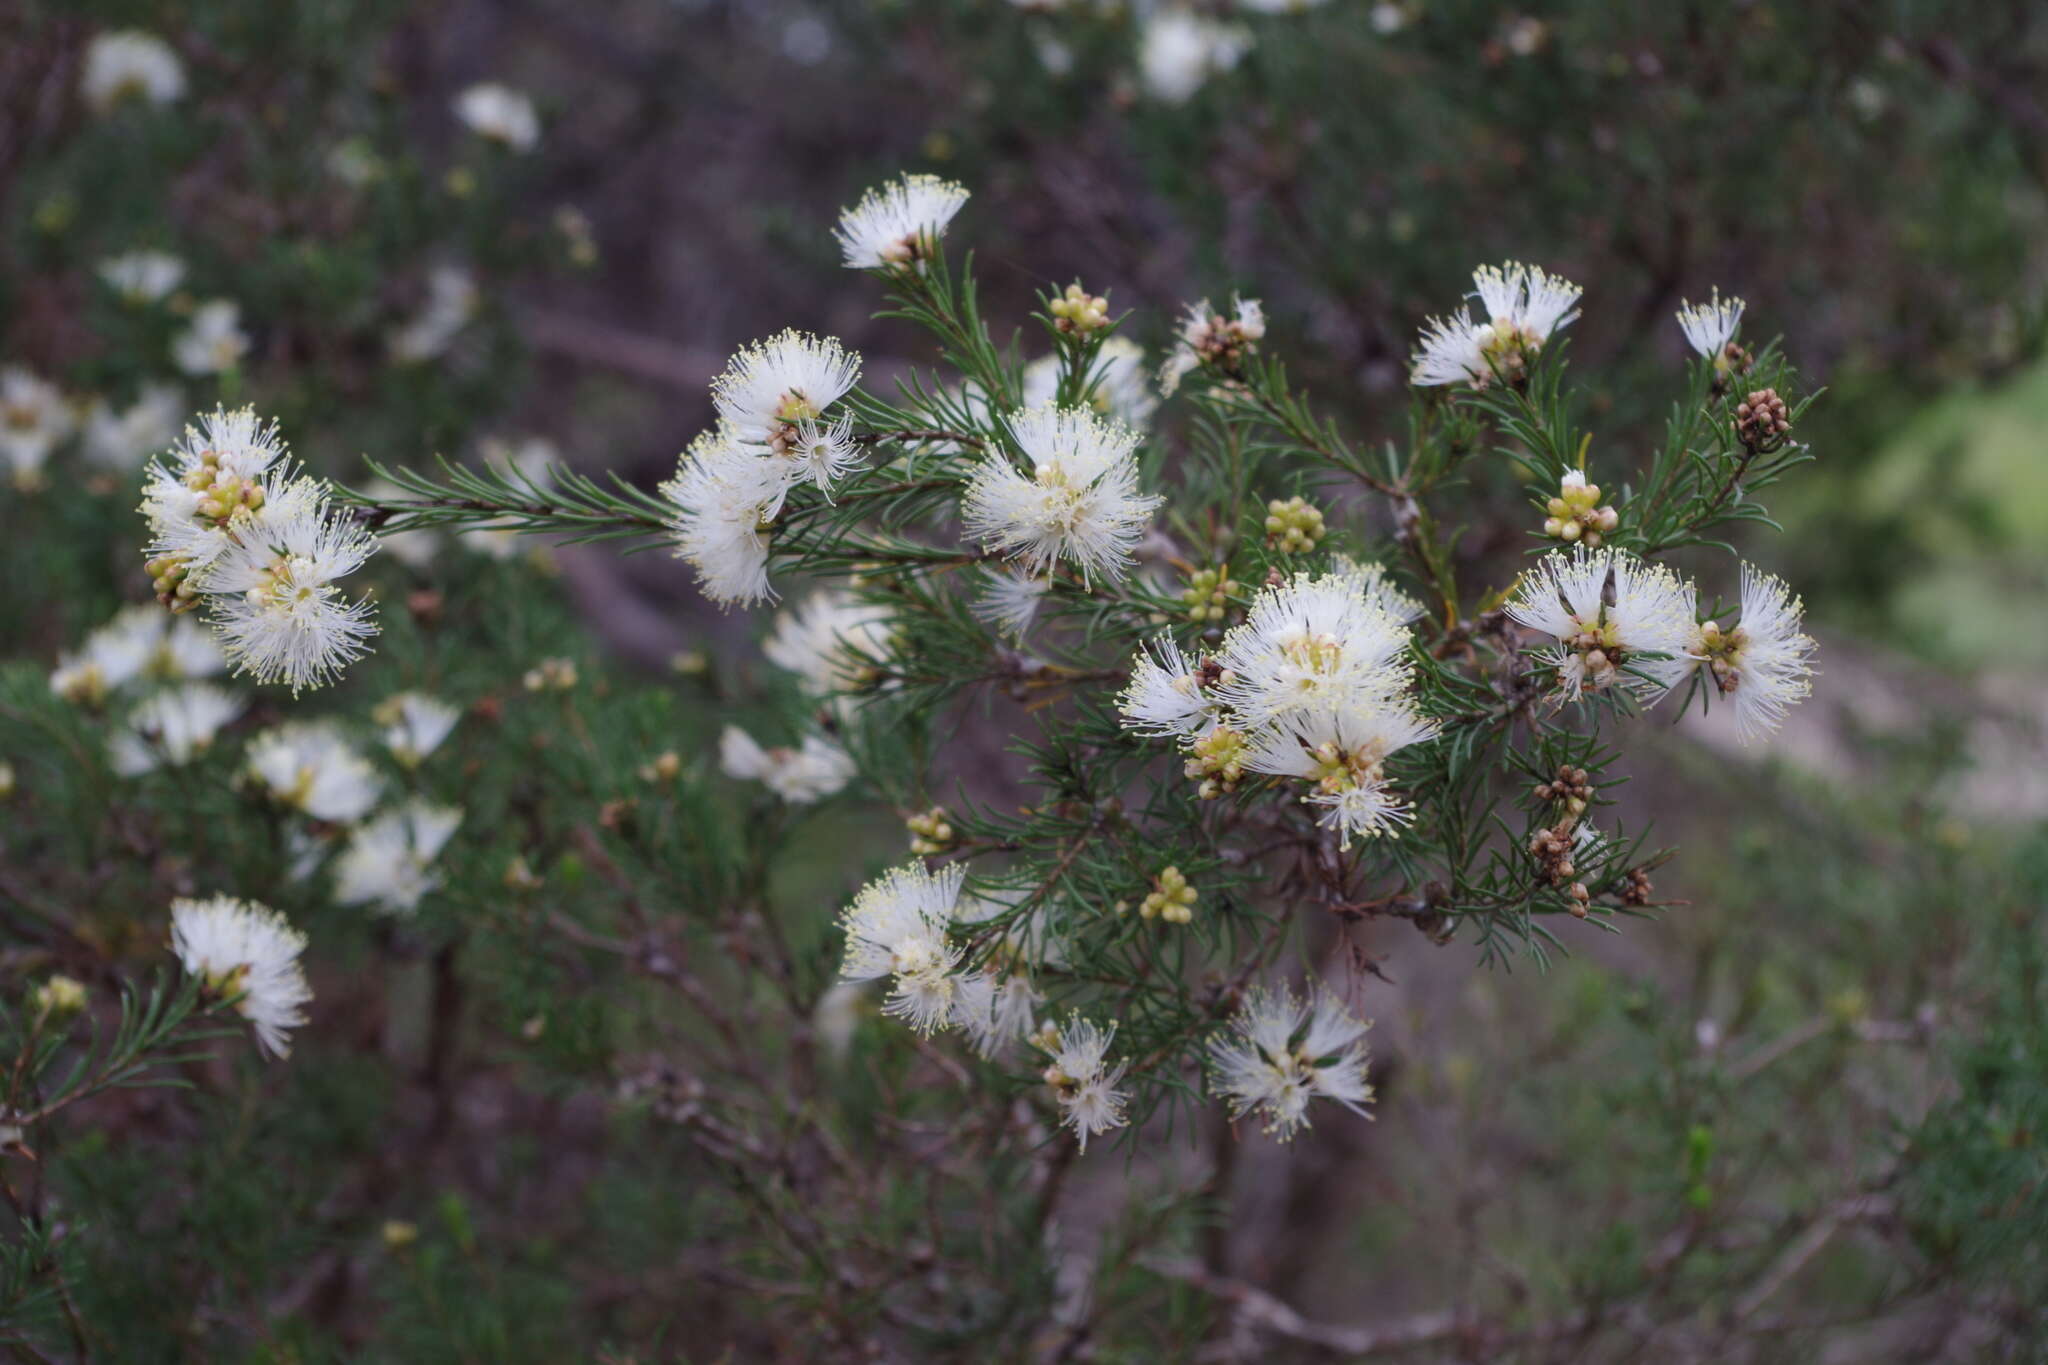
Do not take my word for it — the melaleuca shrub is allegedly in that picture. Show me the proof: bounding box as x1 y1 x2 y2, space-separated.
304 175 1820 1149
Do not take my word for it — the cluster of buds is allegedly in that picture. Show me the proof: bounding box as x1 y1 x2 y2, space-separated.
1691 619 1746 695
1137 866 1198 924
1188 308 1263 374
31 975 87 1020
1711 340 1753 393
1264 496 1326 554
637 750 683 784
1048 283 1111 335
1185 724 1248 798
1533 764 1593 818
1733 388 1791 453
1527 821 1590 915
523 657 579 692
1621 866 1655 907
182 446 269 524
906 806 956 856
1182 564 1241 624
1541 470 1618 548
144 553 198 612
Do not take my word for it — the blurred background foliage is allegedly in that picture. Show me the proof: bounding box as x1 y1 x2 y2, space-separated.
2 0 2045 1359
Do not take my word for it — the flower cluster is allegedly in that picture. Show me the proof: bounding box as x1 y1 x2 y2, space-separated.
719 725 855 804
1506 546 1816 740
1411 261 1581 388
169 895 312 1058
661 333 864 607
1209 983 1374 1139
962 403 1162 585
138 407 379 693
833 173 969 270
1120 567 1440 845
1160 295 1266 394
1033 1016 1130 1151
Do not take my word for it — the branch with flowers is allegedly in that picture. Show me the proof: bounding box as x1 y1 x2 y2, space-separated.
121 172 1819 1155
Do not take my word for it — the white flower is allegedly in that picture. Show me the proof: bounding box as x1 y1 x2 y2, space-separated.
834 173 970 269
718 725 855 804
172 300 250 376
1213 572 1412 729
1242 698 1439 845
660 426 783 608
710 332 864 502
50 608 153 704
152 611 227 678
837 862 968 1037
952 970 1044 1059
200 493 379 693
1505 546 1697 702
762 591 894 697
1160 295 1265 395
1043 1016 1129 1152
1210 984 1373 1140
1691 563 1817 743
83 383 181 469
109 684 245 774
1409 312 1492 388
50 605 223 704
169 895 311 1058
971 567 1051 641
454 83 539 152
963 403 1161 584
1331 555 1424 624
1676 288 1745 361
81 31 185 114
139 407 294 569
1412 262 1581 388
97 250 185 303
1024 336 1158 428
950 891 1058 1058
376 692 461 767
1118 635 1225 740
389 266 479 362
245 721 383 822
334 800 463 915
1139 10 1252 105
0 366 73 490
812 981 870 1059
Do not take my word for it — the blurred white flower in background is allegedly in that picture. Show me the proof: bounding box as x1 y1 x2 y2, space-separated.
0 366 74 491
83 383 182 470
245 722 384 822
172 300 250 376
1138 9 1251 105
454 82 539 152
763 591 895 697
110 684 246 775
719 725 855 804
97 250 186 303
1023 336 1158 428
375 692 462 768
80 31 186 114
334 800 464 914
389 266 479 363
